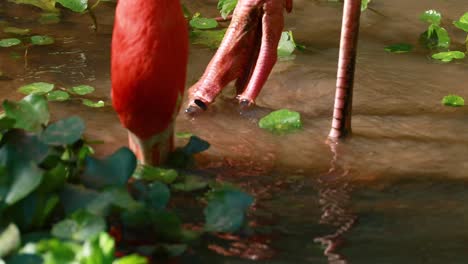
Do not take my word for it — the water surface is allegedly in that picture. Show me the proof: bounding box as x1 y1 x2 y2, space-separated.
1 0 468 263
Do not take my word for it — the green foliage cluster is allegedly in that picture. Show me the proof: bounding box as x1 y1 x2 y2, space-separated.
0 95 254 263
18 82 105 107
383 10 467 64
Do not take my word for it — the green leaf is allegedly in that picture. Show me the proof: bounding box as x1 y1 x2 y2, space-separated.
431 51 465 62
420 10 441 25
0 130 49 164
79 232 115 264
60 184 100 215
172 175 209 192
5 161 44 205
47 90 70 101
453 12 468 32
30 35 54 46
175 132 193 139
71 85 95 95
151 211 183 241
133 181 170 211
182 136 210 155
86 187 142 216
3 94 50 131
52 210 106 241
0 118 15 131
361 0 371 11
258 109 302 134
40 116 85 146
8 0 59 12
26 239 78 263
82 99 105 108
277 31 296 58
0 38 21 48
217 0 237 19
132 165 178 184
38 12 61 24
3 27 30 35
81 147 137 189
442 95 464 107
204 188 253 233
18 82 54 95
190 29 226 49
433 25 450 49
384 43 413 53
4 254 43 264
113 254 148 264
190 15 218 29
56 0 88 13
38 163 67 193
0 223 21 258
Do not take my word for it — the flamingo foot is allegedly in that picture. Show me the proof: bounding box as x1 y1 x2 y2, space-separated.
186 0 293 113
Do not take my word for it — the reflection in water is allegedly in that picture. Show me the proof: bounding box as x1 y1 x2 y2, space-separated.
314 142 356 264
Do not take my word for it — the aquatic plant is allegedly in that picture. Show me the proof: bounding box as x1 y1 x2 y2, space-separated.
419 10 450 49
18 82 105 107
453 12 468 51
0 95 253 262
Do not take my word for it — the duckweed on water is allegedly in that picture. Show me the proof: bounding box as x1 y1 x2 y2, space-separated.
259 109 303 134
442 95 465 107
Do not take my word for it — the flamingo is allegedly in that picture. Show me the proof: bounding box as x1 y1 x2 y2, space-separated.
111 0 361 165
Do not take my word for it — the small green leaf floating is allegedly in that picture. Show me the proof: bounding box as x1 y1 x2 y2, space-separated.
218 0 238 19
190 15 218 29
39 12 61 24
277 31 297 58
40 116 85 146
431 51 465 62
0 38 21 48
442 95 464 107
361 0 371 11
71 85 95 95
259 109 303 134
3 27 30 35
56 0 88 13
175 132 193 139
384 43 413 53
82 99 105 108
47 90 70 101
18 82 54 95
30 35 55 46
420 10 441 25
453 12 468 32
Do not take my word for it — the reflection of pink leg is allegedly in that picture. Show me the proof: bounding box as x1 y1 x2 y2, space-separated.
237 1 285 105
329 0 362 140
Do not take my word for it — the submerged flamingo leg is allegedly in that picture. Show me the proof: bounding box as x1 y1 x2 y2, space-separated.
328 0 362 140
237 1 285 105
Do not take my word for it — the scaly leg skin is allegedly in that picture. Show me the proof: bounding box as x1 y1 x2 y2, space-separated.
127 123 174 165
186 0 293 114
328 0 362 141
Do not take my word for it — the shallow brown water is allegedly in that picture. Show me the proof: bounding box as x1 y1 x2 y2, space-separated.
1 0 468 263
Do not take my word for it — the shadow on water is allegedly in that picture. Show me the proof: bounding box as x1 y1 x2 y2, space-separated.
1 0 468 263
